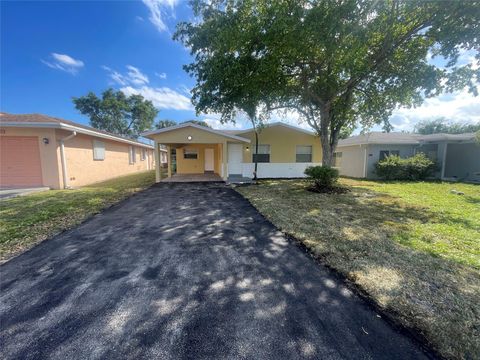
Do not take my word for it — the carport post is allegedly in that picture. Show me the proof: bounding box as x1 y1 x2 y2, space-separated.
167 145 172 178
154 141 162 182
222 141 228 180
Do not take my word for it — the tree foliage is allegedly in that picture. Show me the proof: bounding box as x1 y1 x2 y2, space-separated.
414 118 480 134
182 120 212 127
73 89 158 139
175 0 479 165
156 119 178 129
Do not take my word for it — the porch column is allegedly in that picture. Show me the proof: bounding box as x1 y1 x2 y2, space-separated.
167 145 172 178
154 141 162 183
222 141 228 180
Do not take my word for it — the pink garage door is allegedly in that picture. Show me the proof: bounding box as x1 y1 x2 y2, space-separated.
0 136 43 187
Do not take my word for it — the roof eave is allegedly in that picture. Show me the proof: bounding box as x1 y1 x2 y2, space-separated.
1 121 154 149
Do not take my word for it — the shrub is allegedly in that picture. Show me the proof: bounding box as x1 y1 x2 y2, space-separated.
374 155 404 180
304 166 339 189
375 153 436 180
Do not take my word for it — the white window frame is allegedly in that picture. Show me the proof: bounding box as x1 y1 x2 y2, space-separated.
184 148 198 159
380 150 400 161
93 140 105 161
252 144 270 163
296 145 312 163
333 151 343 167
141 148 146 161
129 146 136 164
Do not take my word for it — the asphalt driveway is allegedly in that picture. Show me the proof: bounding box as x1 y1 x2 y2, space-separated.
0 183 432 359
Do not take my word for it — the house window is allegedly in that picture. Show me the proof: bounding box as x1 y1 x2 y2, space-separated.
141 148 146 161
93 140 105 161
296 145 312 163
252 144 270 163
333 152 342 167
129 146 136 164
184 148 198 159
379 150 400 161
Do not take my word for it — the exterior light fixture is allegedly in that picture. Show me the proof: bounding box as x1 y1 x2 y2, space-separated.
246 146 250 151
43 138 49 144
187 135 193 141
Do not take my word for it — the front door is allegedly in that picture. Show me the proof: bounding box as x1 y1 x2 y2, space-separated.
204 148 214 172
228 143 243 175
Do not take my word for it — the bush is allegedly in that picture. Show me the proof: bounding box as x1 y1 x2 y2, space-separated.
304 166 339 189
375 153 437 180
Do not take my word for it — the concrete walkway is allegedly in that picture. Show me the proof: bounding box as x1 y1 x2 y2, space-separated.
0 187 50 200
0 183 433 359
161 173 224 182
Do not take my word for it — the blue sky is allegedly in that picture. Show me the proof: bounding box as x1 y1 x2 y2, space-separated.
1 0 479 132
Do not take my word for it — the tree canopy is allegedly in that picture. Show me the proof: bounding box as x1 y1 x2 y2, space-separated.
175 0 480 165
414 118 480 134
156 119 178 129
73 89 158 139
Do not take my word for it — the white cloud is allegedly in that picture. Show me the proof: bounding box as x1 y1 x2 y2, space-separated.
102 65 149 86
120 86 193 110
391 89 480 131
155 72 167 79
126 65 149 85
142 0 179 33
41 53 84 74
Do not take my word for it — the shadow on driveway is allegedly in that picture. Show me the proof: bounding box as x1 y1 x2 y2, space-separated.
0 183 434 359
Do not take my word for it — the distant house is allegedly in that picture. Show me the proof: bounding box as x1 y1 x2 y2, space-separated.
142 122 322 181
0 113 167 189
335 132 480 182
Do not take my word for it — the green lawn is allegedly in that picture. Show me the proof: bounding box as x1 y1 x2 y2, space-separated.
237 178 480 359
0 171 156 262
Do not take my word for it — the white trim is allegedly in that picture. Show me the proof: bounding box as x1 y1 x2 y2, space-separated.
141 122 251 143
1 121 154 149
235 122 316 136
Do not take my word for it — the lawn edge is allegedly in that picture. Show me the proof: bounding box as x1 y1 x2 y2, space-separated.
0 183 156 266
234 186 441 360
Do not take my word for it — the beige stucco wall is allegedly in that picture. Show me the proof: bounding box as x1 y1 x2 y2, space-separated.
238 126 322 163
56 130 153 188
335 145 367 178
176 143 222 174
0 127 62 189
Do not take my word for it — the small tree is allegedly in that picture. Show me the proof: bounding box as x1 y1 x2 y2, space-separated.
73 88 158 139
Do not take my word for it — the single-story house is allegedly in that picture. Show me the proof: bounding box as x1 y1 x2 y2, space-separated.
335 132 480 182
0 112 166 189
142 122 323 182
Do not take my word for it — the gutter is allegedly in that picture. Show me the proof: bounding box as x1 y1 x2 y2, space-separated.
59 131 77 189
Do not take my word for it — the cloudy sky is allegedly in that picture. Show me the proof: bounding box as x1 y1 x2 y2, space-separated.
1 0 479 132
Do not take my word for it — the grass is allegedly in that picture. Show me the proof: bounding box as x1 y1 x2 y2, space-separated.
0 171 156 262
236 178 480 359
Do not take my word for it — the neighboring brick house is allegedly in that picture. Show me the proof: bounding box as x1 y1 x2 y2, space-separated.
0 112 166 189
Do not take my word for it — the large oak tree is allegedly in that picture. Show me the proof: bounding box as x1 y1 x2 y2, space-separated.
175 0 479 165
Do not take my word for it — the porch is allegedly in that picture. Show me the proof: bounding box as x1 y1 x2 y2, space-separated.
161 173 224 183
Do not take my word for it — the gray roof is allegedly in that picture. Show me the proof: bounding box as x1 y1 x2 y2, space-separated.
338 132 477 146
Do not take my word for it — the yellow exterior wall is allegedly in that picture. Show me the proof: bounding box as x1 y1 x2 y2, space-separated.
176 144 221 174
0 127 62 189
238 126 322 163
56 130 153 188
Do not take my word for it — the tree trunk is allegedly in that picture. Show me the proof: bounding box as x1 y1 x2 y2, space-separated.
253 128 259 180
319 105 335 166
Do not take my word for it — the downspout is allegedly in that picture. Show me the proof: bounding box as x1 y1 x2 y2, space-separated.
59 131 77 189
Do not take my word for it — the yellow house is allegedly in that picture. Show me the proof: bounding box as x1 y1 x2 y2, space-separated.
142 122 322 182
